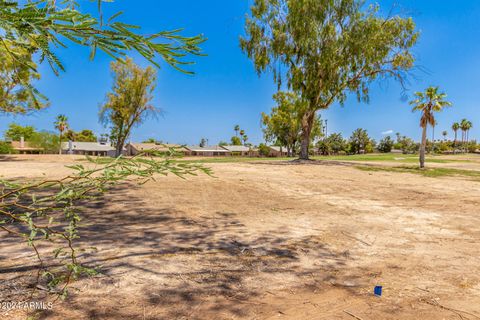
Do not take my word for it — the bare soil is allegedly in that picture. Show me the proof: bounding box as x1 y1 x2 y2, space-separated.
1 155 479 319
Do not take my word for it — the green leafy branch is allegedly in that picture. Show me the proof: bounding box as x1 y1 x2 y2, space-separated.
0 154 211 298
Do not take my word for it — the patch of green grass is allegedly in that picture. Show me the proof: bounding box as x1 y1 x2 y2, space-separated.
356 165 480 180
313 153 469 163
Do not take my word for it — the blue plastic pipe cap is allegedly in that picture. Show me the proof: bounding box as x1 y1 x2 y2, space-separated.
374 286 382 296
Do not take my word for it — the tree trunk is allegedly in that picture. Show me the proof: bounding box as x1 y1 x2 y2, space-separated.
299 111 314 160
420 126 427 169
59 133 62 155
115 139 124 158
453 131 457 154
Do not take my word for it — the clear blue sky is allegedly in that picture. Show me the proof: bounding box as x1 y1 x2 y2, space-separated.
4 0 480 145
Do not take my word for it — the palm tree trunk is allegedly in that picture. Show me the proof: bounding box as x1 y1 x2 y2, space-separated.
466 130 470 153
59 133 62 155
420 126 427 168
453 131 457 154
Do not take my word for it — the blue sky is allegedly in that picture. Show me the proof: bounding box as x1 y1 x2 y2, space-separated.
4 0 480 145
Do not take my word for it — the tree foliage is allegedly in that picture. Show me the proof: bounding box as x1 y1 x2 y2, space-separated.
29 131 60 153
100 58 159 157
4 123 36 141
0 43 47 114
316 133 347 155
230 136 242 146
349 128 375 154
65 129 98 142
262 91 322 156
0 0 205 114
377 136 394 153
241 0 418 159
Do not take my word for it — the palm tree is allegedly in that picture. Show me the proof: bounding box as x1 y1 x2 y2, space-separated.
54 114 69 155
461 120 473 153
239 129 245 137
442 130 448 141
460 119 469 153
234 125 240 137
452 122 460 153
467 121 473 150
242 135 248 146
410 87 452 168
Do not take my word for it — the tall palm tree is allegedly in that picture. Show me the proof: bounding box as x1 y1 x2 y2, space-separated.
462 120 473 153
460 119 469 153
467 121 473 149
234 125 240 137
239 129 245 137
410 87 452 168
54 114 69 155
452 122 460 152
242 135 248 146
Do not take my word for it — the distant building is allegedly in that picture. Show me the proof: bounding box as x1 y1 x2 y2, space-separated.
184 145 231 157
126 143 188 156
10 137 43 154
220 145 252 156
61 141 118 157
268 146 288 157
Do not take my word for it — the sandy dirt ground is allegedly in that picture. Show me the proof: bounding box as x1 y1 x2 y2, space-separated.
1 155 479 319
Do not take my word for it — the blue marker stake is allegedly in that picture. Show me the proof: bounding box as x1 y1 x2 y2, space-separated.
374 286 382 296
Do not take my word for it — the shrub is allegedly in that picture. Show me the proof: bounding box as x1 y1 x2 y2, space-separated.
378 136 394 153
0 141 16 154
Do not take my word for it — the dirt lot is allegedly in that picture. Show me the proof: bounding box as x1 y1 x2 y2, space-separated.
1 155 479 319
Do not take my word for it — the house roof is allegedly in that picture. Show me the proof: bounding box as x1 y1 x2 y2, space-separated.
10 141 43 150
185 145 231 152
61 142 116 152
127 143 186 152
269 146 288 152
221 145 250 152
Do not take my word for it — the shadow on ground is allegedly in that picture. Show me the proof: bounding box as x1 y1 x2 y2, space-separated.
2 183 358 319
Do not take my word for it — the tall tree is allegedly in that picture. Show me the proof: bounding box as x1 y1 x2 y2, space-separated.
0 1 204 115
241 0 418 159
0 44 47 114
410 87 451 168
242 135 249 146
234 125 240 137
4 123 36 141
349 128 375 154
54 115 69 154
100 58 159 157
452 122 460 152
261 91 322 157
460 119 473 153
231 136 242 146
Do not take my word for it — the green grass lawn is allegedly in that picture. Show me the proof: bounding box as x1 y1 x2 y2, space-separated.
313 153 471 163
356 165 480 181
77 153 474 165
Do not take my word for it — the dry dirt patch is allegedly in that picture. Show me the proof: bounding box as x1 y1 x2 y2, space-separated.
0 155 479 319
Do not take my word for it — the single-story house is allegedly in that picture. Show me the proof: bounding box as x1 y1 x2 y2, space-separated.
220 145 252 156
126 143 188 156
184 145 231 157
10 137 43 154
61 141 118 157
268 146 289 157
